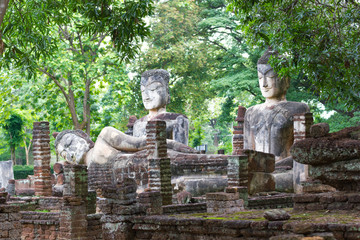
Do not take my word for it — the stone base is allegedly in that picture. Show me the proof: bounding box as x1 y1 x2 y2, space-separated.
294 192 360 211
249 172 275 195
206 192 244 213
248 193 293 209
301 180 336 193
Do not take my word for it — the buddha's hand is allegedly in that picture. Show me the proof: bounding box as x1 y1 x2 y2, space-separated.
166 140 199 154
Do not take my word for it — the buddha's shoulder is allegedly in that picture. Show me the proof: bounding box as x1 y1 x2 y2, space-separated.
136 112 188 123
153 112 188 121
280 101 310 114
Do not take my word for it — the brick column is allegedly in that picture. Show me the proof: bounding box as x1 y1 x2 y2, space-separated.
125 115 137 136
33 121 52 196
226 156 249 205
146 120 172 205
232 106 246 155
59 165 88 240
293 113 313 142
293 113 313 194
100 178 140 239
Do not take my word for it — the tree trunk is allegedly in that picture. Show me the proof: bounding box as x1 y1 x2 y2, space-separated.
0 0 9 29
10 146 15 165
23 138 32 165
84 79 91 135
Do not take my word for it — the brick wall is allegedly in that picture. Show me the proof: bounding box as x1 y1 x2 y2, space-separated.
0 204 21 239
21 212 59 240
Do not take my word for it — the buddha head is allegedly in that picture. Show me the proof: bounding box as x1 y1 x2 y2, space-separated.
55 130 94 164
140 69 170 111
257 48 290 102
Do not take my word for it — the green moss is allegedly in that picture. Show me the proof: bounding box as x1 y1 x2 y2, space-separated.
35 209 50 213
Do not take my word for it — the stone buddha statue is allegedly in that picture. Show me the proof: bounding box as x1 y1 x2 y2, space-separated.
244 49 309 161
55 69 194 165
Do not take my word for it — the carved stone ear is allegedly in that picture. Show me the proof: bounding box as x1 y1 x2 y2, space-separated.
52 132 59 139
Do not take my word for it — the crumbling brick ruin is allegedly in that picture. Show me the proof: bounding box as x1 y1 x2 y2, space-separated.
2 113 360 240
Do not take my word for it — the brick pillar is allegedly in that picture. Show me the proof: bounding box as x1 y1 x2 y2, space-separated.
125 115 137 136
100 178 140 240
226 155 249 206
293 113 313 194
293 113 313 142
59 165 88 240
232 106 246 155
33 121 52 196
146 120 172 205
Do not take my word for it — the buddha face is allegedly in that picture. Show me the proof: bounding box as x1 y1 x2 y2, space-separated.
141 77 168 110
257 64 289 100
56 133 91 164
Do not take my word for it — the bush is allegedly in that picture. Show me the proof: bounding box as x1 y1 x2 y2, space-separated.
13 165 34 179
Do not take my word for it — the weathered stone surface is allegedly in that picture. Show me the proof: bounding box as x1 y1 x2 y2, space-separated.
309 159 360 191
246 150 275 173
270 234 304 240
274 171 294 193
291 126 360 166
310 123 330 138
291 126 360 191
55 130 94 164
248 172 275 195
0 161 13 190
264 209 290 221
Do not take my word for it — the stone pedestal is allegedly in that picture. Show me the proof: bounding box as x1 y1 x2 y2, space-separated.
146 120 172 205
293 113 313 194
59 165 88 240
206 192 244 213
232 106 246 155
245 150 275 195
33 121 52 196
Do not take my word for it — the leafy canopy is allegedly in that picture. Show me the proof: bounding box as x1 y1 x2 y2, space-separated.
1 0 154 76
228 0 360 111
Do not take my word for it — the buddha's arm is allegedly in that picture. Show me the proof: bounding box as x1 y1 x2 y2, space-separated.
98 126 147 152
167 139 199 153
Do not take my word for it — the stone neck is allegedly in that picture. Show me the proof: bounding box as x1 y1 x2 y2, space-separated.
148 107 166 119
264 96 287 106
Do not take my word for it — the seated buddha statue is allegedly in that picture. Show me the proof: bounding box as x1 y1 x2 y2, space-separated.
244 48 309 161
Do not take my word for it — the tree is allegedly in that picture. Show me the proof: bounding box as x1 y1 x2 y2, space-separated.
1 1 153 134
131 0 218 119
228 0 360 111
2 113 23 165
1 0 154 74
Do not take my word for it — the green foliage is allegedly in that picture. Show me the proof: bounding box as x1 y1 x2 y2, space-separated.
2 113 23 148
1 112 24 163
131 0 217 119
228 0 360 111
189 120 205 148
13 165 33 179
319 112 360 133
1 0 154 75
